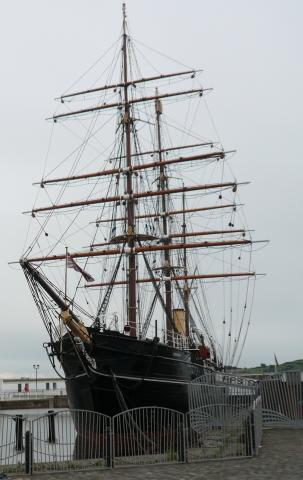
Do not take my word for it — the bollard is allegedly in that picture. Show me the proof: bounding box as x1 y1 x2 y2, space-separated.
13 415 24 452
25 430 33 474
47 410 56 443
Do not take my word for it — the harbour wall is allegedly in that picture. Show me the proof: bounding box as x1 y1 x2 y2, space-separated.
0 395 69 410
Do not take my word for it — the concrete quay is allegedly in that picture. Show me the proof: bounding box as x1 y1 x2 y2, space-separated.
9 428 303 480
0 396 68 410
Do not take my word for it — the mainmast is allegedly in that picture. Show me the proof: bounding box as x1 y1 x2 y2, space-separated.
155 90 172 333
122 4 137 336
182 191 190 337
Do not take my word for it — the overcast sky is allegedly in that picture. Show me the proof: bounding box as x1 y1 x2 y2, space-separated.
0 0 302 377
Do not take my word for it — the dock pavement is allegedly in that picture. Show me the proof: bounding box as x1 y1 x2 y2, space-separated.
9 428 303 480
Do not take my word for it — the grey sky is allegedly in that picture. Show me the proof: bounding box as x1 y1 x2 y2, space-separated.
1 0 302 376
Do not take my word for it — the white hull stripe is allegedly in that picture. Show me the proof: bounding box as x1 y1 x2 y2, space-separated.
86 364 194 385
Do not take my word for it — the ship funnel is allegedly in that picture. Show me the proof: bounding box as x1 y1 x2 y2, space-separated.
173 309 186 336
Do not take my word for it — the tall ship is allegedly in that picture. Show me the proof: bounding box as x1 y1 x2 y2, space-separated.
20 5 258 416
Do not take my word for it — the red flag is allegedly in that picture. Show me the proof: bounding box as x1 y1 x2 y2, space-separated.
67 255 94 282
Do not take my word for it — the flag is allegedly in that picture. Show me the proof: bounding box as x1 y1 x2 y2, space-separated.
67 255 94 282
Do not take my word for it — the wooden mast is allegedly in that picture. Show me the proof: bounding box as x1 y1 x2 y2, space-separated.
155 89 172 333
122 3 136 336
182 191 190 337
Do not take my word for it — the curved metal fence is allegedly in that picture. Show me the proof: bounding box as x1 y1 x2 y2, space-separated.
259 371 303 427
2 371 301 474
113 407 185 466
30 409 111 473
0 413 29 475
0 409 111 474
0 406 261 474
188 372 261 461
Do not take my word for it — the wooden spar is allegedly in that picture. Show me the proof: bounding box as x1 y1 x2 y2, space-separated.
86 272 256 288
34 142 216 185
107 141 216 159
38 150 230 186
27 182 247 215
25 239 252 263
90 229 247 248
171 229 247 239
49 87 212 121
37 143 216 184
155 89 172 332
60 69 201 100
95 203 241 223
122 4 136 336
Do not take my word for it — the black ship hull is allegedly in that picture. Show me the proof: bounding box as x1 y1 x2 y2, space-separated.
55 330 206 416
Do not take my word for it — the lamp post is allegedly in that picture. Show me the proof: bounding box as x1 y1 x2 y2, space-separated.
33 364 39 392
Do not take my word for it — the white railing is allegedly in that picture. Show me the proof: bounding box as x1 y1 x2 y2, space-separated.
0 388 66 401
163 329 190 349
102 321 192 350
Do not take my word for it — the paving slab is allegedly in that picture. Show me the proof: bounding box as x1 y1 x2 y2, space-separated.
8 428 303 480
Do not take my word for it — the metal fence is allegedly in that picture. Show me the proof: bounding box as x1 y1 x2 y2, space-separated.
113 407 185 467
31 410 111 473
0 405 261 475
259 371 303 427
253 395 262 454
2 371 302 475
0 410 112 475
0 413 29 475
188 372 262 460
